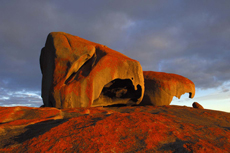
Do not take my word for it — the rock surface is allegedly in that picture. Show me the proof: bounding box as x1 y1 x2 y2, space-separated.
141 71 195 106
40 32 144 108
0 106 229 152
193 102 204 109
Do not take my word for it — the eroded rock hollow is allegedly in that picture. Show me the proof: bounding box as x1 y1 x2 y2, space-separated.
40 32 144 108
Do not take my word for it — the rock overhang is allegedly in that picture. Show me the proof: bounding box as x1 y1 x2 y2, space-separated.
40 32 145 108
141 71 195 106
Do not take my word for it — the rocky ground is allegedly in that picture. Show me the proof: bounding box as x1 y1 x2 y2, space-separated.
0 105 229 153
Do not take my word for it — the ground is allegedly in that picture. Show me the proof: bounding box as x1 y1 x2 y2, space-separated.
0 105 229 153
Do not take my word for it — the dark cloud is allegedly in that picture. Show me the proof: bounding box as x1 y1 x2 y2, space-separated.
0 0 230 106
222 88 229 93
221 82 230 93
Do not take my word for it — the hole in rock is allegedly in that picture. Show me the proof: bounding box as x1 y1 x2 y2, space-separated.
189 92 192 98
103 104 128 107
98 78 142 106
171 93 192 107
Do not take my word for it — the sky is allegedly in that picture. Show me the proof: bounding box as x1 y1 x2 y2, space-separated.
0 0 230 112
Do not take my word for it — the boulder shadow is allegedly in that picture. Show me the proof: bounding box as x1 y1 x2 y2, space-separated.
11 119 69 146
159 139 191 153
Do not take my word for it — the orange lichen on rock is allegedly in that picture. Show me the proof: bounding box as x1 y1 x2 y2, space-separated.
40 32 144 108
141 71 195 106
0 105 229 152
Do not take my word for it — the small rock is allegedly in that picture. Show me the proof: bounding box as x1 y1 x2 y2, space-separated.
192 102 204 109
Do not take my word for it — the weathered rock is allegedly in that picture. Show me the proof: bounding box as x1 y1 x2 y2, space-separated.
141 71 195 106
40 32 144 108
0 106 229 152
193 102 204 109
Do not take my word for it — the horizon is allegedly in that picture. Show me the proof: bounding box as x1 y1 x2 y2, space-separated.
0 1 229 112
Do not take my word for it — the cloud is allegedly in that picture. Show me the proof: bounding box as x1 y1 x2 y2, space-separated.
0 88 42 107
221 82 230 93
118 1 230 89
158 57 230 89
222 88 230 93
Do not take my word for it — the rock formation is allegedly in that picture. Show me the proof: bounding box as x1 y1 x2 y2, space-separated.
141 71 195 106
193 102 204 109
40 32 144 108
0 106 229 152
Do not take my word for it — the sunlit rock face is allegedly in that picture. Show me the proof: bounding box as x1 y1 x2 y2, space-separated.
40 32 144 108
141 71 195 106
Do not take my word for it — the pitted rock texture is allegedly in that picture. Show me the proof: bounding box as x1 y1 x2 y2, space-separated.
193 102 204 109
40 32 144 108
141 71 195 106
0 106 229 152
